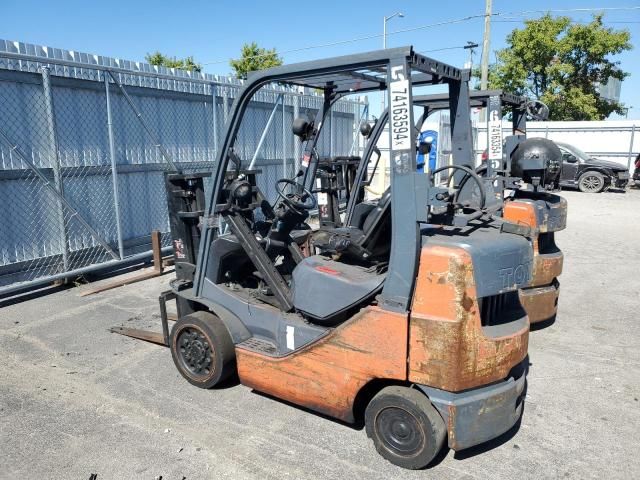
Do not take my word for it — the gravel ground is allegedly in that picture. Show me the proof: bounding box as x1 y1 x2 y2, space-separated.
1 189 639 480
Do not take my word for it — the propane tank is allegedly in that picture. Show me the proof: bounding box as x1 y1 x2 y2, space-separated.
510 138 562 191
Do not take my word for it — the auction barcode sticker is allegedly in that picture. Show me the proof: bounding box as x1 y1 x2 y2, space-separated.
487 97 503 170
389 79 411 151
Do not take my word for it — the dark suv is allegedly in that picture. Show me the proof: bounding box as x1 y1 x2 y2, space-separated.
556 142 629 193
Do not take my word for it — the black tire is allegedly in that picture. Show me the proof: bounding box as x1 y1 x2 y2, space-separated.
578 171 605 193
365 386 446 470
170 311 235 389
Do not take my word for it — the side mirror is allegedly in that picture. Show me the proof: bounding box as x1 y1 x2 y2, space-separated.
526 100 550 121
359 121 373 138
563 153 577 163
292 117 314 140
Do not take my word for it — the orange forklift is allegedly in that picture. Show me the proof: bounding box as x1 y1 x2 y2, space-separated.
113 48 539 469
482 92 566 326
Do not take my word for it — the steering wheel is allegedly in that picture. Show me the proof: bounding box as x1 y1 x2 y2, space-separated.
275 178 317 211
430 165 487 210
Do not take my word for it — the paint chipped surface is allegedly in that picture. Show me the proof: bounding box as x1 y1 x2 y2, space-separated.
236 307 408 422
409 245 529 392
504 196 566 322
531 249 563 286
519 282 559 324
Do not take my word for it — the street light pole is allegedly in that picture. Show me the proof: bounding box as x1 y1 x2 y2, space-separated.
382 12 404 112
383 16 387 49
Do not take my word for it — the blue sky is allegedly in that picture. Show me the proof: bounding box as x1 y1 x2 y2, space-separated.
3 0 640 118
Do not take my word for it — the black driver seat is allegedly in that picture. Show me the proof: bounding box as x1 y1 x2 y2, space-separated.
312 188 392 261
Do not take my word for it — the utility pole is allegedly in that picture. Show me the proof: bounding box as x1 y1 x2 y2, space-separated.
480 0 492 120
464 41 479 70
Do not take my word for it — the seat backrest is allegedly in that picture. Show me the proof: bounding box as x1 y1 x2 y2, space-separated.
347 187 392 260
362 187 391 235
312 188 392 261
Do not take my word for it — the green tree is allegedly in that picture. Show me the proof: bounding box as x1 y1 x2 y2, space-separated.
145 51 202 72
229 42 283 79
486 14 631 120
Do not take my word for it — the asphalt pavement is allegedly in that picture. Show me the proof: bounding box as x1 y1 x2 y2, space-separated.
1 189 639 479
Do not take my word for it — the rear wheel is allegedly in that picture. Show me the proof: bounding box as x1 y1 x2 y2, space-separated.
170 311 235 389
578 171 605 193
365 386 446 469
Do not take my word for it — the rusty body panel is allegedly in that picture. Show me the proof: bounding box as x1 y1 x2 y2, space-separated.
503 194 567 234
503 194 567 233
519 281 559 323
504 199 567 287
530 250 563 287
235 306 408 422
418 359 527 450
504 195 567 324
408 245 529 392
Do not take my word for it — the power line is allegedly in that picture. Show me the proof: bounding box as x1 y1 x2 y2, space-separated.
200 6 640 67
420 45 474 53
200 14 487 66
495 20 640 23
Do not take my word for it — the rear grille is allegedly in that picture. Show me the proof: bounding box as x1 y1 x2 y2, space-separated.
480 291 526 327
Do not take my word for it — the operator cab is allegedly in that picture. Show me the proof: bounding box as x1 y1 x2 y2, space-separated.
294 114 395 323
208 112 388 324
194 47 487 330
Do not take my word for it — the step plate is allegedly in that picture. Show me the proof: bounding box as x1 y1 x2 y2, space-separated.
237 337 278 355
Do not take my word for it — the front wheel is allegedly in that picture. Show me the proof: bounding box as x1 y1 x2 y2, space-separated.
365 386 446 469
578 171 605 193
170 311 236 389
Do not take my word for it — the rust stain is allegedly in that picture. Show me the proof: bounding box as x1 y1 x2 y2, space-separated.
531 248 563 286
461 292 474 312
408 245 529 392
504 197 565 321
520 283 559 324
235 307 408 422
447 404 457 447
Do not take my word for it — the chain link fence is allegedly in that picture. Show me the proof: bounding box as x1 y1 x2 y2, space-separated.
0 40 367 296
